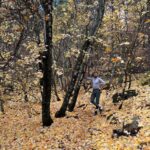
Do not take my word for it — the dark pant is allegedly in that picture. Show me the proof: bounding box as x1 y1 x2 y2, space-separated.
91 89 101 109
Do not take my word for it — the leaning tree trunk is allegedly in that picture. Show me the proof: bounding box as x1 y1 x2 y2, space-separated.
55 0 106 118
68 0 106 113
68 64 87 112
68 47 91 112
41 0 53 126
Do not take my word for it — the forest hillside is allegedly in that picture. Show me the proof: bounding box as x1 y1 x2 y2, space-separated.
0 81 150 149
0 0 150 149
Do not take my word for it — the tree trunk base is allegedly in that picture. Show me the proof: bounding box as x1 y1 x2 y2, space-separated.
43 118 53 127
55 110 66 118
68 104 74 112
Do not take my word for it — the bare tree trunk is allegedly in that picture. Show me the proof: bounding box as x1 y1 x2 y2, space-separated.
123 69 128 94
53 73 61 101
68 64 86 112
128 73 132 89
41 0 53 126
1 28 25 71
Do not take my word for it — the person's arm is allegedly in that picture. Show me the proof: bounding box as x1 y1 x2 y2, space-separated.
84 72 92 92
99 78 106 85
87 77 93 80
99 77 106 89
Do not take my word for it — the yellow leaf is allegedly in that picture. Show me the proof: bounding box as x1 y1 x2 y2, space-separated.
24 16 29 21
45 15 49 21
145 19 150 24
105 47 111 52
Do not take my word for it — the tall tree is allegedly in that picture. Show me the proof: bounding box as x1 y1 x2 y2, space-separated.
55 0 106 117
68 0 107 110
41 0 53 126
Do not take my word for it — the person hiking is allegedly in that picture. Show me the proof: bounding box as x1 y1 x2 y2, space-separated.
86 71 106 115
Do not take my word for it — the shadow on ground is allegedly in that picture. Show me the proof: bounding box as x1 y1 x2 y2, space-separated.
112 90 138 103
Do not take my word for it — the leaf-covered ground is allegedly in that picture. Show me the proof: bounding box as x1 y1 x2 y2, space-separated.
0 84 150 150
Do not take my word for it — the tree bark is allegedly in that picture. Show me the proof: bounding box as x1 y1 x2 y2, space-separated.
41 0 53 126
53 72 61 101
68 64 86 112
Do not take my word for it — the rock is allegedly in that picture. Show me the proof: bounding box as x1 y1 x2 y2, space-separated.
112 116 142 138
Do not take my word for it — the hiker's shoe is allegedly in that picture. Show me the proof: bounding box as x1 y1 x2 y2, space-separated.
94 109 98 115
98 105 103 112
